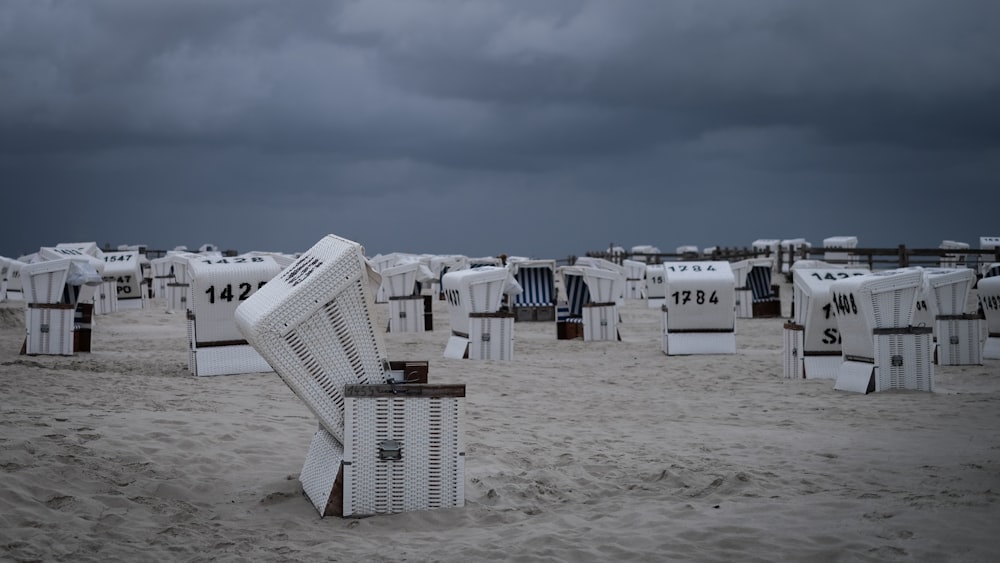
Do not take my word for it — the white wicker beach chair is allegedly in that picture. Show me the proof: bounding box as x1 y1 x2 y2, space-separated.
20 259 75 355
381 261 426 333
661 261 736 355
102 250 146 310
441 266 513 359
235 234 389 444
823 236 859 265
830 269 932 393
921 268 979 367
644 264 666 308
299 383 466 517
187 255 283 376
977 276 1000 360
938 240 969 268
786 267 869 379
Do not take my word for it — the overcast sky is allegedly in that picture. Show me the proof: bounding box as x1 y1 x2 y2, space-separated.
2 0 998 260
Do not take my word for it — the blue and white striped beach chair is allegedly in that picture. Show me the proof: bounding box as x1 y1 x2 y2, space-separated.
747 265 781 317
511 260 556 322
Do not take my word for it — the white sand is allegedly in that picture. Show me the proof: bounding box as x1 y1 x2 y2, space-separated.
1 285 999 562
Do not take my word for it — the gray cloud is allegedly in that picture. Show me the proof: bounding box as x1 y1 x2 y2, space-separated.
1 0 998 259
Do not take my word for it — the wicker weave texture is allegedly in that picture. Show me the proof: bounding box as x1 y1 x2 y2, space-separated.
189 345 273 377
389 297 425 333
21 260 71 304
874 332 933 392
468 316 513 360
343 393 465 517
234 234 388 443
26 307 74 355
92 279 119 315
924 268 975 317
582 304 617 342
935 318 982 366
830 270 924 361
783 326 803 379
380 262 419 299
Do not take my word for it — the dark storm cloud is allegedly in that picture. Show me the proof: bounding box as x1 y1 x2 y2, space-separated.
1 0 998 259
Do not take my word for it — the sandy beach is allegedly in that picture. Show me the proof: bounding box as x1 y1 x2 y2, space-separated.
2 283 999 562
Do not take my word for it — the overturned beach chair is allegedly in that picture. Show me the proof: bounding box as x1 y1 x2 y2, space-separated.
661 261 737 355
977 276 1000 360
509 259 557 322
441 266 514 360
784 267 869 379
235 234 465 517
831 269 932 393
186 255 282 376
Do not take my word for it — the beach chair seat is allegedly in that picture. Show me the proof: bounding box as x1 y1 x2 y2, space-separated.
300 383 466 517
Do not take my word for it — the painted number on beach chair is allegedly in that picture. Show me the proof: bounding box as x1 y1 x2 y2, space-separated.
830 291 859 316
810 272 862 281
200 257 267 265
204 281 268 304
106 254 133 263
666 265 716 272
670 290 719 305
117 275 132 294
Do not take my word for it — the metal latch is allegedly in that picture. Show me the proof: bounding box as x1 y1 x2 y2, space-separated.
949 336 960 345
891 355 904 367
481 333 491 342
399 310 406 318
40 324 50 333
378 439 402 461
